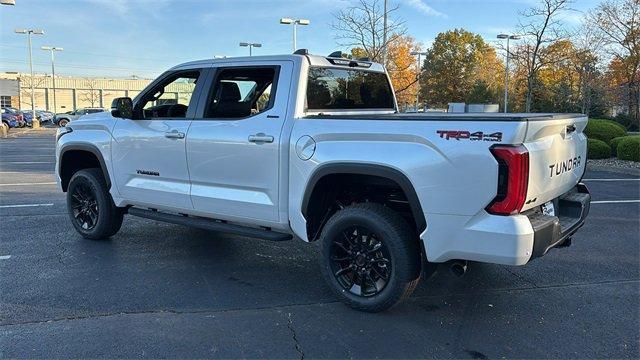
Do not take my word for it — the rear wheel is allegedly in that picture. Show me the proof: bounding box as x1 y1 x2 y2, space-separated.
58 119 69 127
67 168 124 240
320 203 421 312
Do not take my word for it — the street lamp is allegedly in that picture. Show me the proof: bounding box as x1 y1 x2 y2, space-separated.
15 28 44 128
410 51 427 112
239 42 262 56
497 34 520 113
41 46 63 113
279 18 310 52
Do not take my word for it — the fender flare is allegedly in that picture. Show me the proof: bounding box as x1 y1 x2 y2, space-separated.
301 163 426 232
59 144 111 190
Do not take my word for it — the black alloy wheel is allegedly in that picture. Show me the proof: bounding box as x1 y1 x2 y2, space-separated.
330 225 392 297
70 182 99 230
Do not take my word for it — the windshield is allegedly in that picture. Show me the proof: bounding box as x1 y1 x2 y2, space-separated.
306 67 394 111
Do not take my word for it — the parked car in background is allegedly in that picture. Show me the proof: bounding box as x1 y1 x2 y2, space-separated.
54 108 106 127
1 108 18 129
2 108 25 127
21 110 42 127
36 110 55 124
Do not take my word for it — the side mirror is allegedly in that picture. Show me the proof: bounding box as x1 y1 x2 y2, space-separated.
111 97 133 119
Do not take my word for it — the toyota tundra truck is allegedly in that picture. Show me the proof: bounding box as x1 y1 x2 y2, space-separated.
55 51 591 312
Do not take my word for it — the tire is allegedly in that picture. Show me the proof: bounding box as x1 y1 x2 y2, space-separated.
58 119 69 127
66 168 124 240
319 203 422 312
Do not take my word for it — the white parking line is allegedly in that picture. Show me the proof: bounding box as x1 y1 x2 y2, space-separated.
583 178 640 182
0 203 54 208
591 200 640 204
0 255 11 260
0 182 57 186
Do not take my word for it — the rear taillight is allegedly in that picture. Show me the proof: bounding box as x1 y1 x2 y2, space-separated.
486 145 529 215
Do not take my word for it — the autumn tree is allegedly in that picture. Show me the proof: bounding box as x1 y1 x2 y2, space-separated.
419 29 504 108
512 0 572 112
588 0 639 128
385 35 422 109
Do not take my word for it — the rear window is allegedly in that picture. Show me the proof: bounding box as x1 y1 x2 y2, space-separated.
306 67 394 110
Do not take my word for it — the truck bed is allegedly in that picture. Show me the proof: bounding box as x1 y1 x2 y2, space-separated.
305 113 585 122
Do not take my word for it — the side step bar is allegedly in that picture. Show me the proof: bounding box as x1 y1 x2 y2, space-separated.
128 207 293 242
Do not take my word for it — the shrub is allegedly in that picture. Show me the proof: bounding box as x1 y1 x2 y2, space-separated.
610 136 626 157
585 119 627 143
611 135 640 157
587 138 611 159
617 136 640 162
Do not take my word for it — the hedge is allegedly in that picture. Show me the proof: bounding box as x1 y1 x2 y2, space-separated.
585 119 627 144
611 135 640 157
587 138 611 159
589 118 627 132
617 136 640 162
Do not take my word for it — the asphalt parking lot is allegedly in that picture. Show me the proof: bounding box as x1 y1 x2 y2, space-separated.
0 128 638 359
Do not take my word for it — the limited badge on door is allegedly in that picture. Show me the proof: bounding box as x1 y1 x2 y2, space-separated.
541 201 556 216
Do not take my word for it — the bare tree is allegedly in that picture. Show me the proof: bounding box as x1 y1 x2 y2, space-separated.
573 23 607 115
79 78 102 108
331 0 406 62
588 0 639 125
512 0 572 112
19 75 48 109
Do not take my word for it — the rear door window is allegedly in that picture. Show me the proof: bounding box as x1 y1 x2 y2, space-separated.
203 67 278 119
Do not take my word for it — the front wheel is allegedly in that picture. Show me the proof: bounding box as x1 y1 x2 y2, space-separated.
58 119 69 127
67 168 124 240
319 203 422 312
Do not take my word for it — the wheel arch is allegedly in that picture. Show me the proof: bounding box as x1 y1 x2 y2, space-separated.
301 163 426 239
59 144 111 192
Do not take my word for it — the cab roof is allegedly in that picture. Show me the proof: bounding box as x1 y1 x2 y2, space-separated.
171 53 386 73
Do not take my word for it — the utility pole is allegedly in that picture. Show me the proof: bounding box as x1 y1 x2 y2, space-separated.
41 46 63 113
15 28 44 128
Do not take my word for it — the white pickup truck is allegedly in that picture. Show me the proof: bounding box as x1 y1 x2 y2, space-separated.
55 51 591 312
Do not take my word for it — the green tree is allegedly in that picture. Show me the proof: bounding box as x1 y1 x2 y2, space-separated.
419 29 503 108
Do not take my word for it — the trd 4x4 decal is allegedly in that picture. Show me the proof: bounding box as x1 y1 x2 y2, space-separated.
437 130 503 142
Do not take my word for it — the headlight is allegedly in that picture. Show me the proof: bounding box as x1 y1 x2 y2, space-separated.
56 127 72 142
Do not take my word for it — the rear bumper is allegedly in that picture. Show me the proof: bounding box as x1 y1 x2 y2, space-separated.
421 184 590 266
527 183 590 260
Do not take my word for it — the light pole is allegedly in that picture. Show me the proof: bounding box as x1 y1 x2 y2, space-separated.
382 0 388 67
239 42 262 56
279 18 309 52
41 46 63 113
497 34 520 113
410 51 427 112
15 28 44 128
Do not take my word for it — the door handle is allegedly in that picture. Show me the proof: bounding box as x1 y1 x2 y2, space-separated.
165 130 185 139
248 133 274 143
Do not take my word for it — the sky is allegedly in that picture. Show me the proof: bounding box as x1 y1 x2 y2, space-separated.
0 0 600 79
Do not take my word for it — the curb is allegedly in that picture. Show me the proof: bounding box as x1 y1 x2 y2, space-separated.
587 164 640 177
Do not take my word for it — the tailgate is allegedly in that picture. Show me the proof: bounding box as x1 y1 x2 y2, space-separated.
522 115 588 211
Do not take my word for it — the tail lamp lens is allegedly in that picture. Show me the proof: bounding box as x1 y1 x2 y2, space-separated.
487 145 529 215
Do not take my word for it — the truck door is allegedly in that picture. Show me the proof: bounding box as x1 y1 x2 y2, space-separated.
186 61 293 224
111 68 207 210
